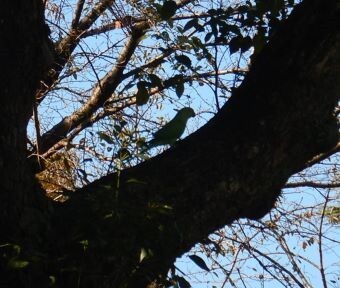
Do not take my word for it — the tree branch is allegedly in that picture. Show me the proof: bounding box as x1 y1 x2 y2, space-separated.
285 181 340 189
51 1 340 286
36 0 115 103
40 23 149 153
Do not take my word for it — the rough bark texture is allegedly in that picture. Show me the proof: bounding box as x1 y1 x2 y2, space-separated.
0 0 52 286
0 0 339 288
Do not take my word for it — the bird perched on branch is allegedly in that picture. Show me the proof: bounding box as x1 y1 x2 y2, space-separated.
147 107 195 149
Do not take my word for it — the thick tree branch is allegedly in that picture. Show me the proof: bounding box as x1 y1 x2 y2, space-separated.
51 1 339 287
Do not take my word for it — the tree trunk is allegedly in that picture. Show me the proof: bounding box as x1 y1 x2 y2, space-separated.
0 0 52 286
0 0 338 287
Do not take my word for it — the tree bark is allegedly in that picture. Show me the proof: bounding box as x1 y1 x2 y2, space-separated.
0 1 53 286
0 0 339 287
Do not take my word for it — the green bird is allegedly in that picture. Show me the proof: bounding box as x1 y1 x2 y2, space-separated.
147 107 195 149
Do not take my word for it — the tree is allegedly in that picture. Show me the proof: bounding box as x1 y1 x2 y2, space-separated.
0 0 339 287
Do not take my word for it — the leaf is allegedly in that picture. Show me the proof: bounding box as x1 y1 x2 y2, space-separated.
148 203 173 215
240 36 252 52
139 248 154 263
126 178 147 185
113 124 122 132
183 18 198 32
237 5 249 14
136 82 150 105
188 255 210 272
119 120 127 127
204 32 213 43
49 276 56 285
97 131 114 144
7 258 29 269
139 248 147 263
148 74 162 87
135 137 147 147
176 276 191 288
229 36 240 54
79 240 89 251
175 81 184 98
159 0 177 20
117 148 131 160
220 24 240 37
175 55 192 68
168 75 185 97
229 35 252 55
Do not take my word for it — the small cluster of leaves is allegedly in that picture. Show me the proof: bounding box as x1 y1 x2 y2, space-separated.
97 119 136 162
135 74 163 105
0 243 29 270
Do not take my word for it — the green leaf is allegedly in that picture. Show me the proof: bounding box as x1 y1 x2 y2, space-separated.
175 81 184 98
117 148 131 160
119 120 127 127
220 24 240 37
175 55 192 68
49 276 56 285
237 5 250 14
204 32 213 43
190 36 204 52
140 248 147 262
240 36 252 53
126 178 147 185
229 35 252 55
229 37 240 54
188 254 210 272
139 248 154 263
113 124 122 133
167 75 185 97
148 203 173 215
7 258 29 269
159 0 177 20
183 18 198 32
79 240 89 251
148 74 162 87
176 276 191 288
136 82 150 105
97 131 114 144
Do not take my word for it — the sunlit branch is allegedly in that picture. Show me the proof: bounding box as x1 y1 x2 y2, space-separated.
39 22 148 154
71 0 85 29
37 0 115 103
41 98 136 159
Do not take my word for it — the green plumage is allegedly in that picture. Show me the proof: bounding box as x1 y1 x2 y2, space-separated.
148 107 195 148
